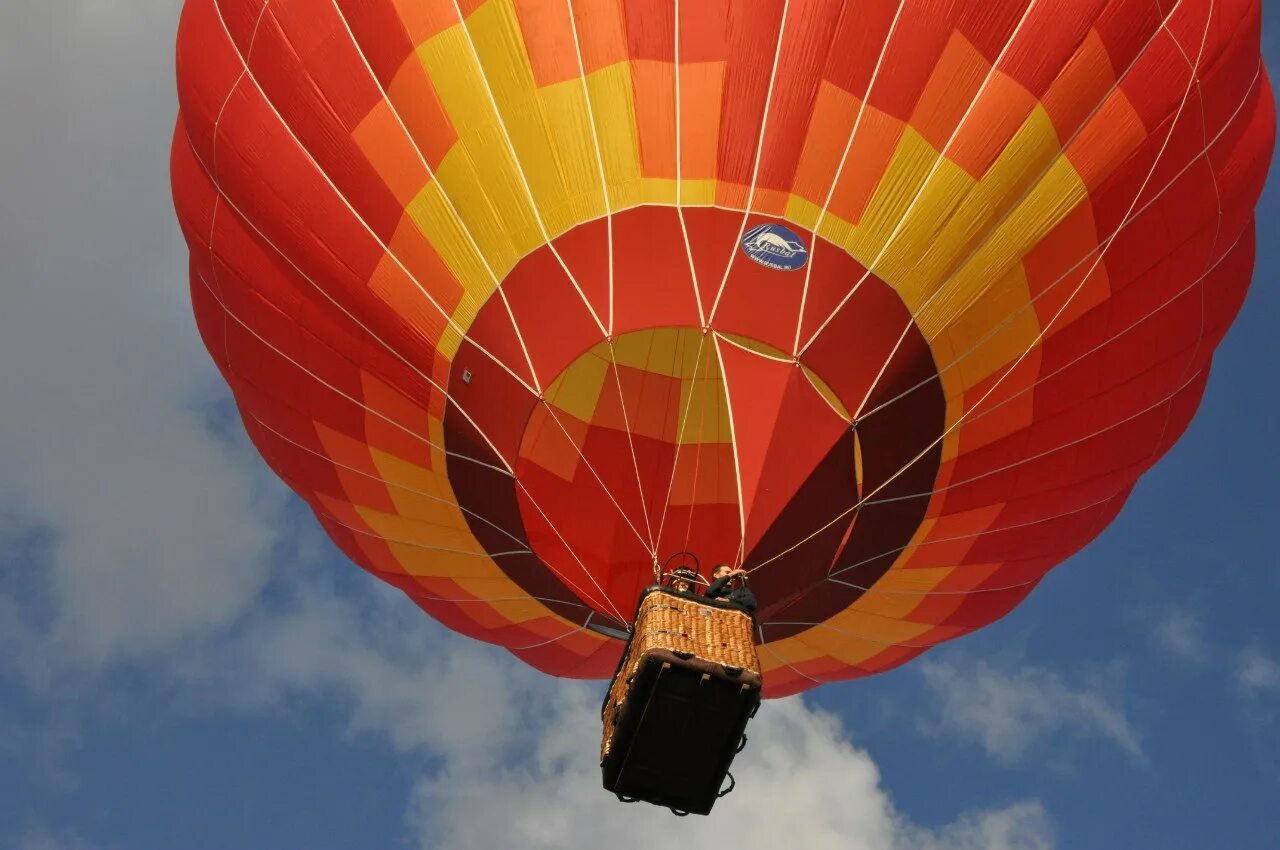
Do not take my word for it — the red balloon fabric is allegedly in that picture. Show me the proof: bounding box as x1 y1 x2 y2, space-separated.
172 0 1274 696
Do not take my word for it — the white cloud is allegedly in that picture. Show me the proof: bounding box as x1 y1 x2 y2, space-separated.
917 657 1142 764
91 552 1050 850
0 0 286 674
1150 608 1209 665
172 576 1053 850
189 579 550 768
902 802 1053 850
409 690 895 850
406 685 1053 850
16 829 97 850
1235 647 1280 696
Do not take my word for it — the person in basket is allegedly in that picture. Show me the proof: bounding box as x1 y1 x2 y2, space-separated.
703 563 757 616
670 567 700 595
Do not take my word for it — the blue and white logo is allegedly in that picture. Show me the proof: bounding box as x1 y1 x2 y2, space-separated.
740 223 809 271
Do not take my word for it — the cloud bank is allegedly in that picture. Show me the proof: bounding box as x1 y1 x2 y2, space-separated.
0 0 286 678
1236 647 1280 696
187 576 1055 850
1150 607 1210 666
917 657 1142 764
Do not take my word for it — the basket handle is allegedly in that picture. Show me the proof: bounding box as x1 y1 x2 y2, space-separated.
717 770 737 798
663 550 701 573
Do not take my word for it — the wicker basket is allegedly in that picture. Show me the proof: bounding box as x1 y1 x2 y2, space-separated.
601 588 761 764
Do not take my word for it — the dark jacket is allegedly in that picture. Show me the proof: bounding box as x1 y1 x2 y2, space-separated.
704 576 757 615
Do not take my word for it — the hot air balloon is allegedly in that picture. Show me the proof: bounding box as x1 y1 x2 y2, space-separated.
172 0 1274 714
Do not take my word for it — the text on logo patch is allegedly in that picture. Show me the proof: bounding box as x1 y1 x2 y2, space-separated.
740 223 809 271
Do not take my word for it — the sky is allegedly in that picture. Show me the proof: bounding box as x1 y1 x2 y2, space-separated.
0 2 1277 849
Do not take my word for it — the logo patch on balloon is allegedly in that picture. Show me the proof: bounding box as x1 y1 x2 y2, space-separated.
740 223 809 271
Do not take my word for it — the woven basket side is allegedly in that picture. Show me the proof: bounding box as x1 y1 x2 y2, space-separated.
600 591 761 762
632 593 760 673
600 645 637 760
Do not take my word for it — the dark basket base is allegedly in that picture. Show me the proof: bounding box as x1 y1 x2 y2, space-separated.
601 651 761 815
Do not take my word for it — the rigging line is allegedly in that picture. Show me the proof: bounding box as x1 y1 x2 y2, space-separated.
707 0 793 324
801 0 1205 385
673 0 708 327
376 545 610 635
638 327 686 592
189 181 514 475
447 0 611 350
562 0 617 327
340 9 545 396
644 327 677 582
826 574 1035 597
563 1 658 550
870 226 1245 445
680 333 716 556
760 618 943 651
213 322 601 645
327 0 546 394
828 501 1130 586
852 246 1247 517
282 482 530 559
246 410 531 549
896 363 1213 504
800 366 852 421
208 0 271 179
856 130 1253 432
790 0 908 356
708 331 795 566
651 331 710 549
753 36 1218 578
801 1 1207 378
796 0 1048 359
863 369 1216 514
197 16 560 472
1145 2 1219 459
208 0 542 401
208 197 232 370
509 467 635 621
395 585 591 610
534 397 655 556
201 163 235 372
196 11 537 476
755 635 823 688
371 555 599 622
605 339 658 551
842 0 1221 437
747 22 1215 578
818 491 1125 586
849 0 1215 430
562 637 631 680
330 0 524 322
714 332 793 362
353 553 591 615
711 334 750 567
510 623 595 652
516 479 630 625
204 1 276 401
194 268 509 477
847 1 1214 424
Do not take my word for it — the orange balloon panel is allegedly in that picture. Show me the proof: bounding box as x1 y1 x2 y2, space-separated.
172 0 1274 695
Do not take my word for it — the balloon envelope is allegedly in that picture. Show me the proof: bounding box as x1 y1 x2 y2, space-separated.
172 0 1274 696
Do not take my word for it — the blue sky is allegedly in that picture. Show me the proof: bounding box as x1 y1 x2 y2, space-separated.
1 2 1277 848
